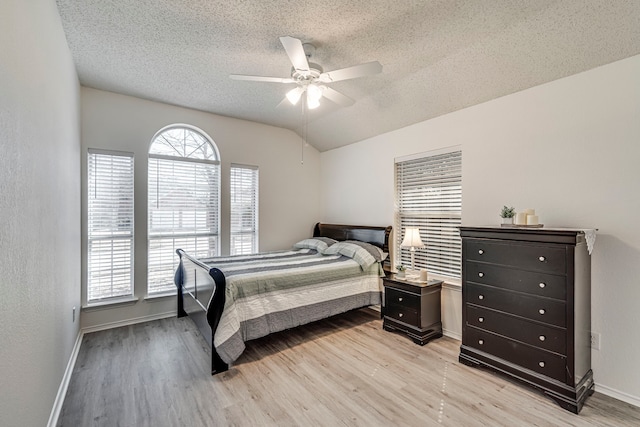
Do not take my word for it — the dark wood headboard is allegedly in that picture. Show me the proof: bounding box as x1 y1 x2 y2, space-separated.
313 223 392 254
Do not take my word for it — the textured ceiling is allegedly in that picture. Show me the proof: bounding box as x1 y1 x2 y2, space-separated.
56 0 640 152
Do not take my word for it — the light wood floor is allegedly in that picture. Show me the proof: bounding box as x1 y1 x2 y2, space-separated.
58 309 640 426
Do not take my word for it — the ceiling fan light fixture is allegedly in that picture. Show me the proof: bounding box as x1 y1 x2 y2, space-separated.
307 84 323 101
286 87 304 105
307 96 321 110
306 84 324 109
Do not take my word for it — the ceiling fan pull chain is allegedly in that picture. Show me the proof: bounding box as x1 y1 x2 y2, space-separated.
301 99 306 165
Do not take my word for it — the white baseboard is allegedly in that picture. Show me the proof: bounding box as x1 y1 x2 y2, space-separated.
595 383 640 408
443 328 462 341
47 329 84 427
81 311 176 334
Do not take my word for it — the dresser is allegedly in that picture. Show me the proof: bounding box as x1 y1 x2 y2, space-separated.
459 227 593 414
383 275 443 345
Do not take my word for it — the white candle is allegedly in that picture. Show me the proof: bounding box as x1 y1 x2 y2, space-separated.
419 269 428 281
515 212 527 225
524 208 535 216
527 215 539 225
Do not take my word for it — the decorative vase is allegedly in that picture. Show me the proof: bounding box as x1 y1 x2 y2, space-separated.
396 270 405 278
501 217 514 225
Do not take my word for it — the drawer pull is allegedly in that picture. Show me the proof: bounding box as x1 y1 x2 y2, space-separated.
539 309 546 315
539 361 545 368
398 297 403 302
478 272 484 278
478 249 484 255
478 340 484 345
478 317 484 323
539 335 546 342
539 282 546 289
478 295 484 300
538 256 546 262
398 313 403 318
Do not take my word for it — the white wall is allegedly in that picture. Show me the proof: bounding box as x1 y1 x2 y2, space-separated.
0 1 81 426
320 55 640 404
80 88 321 329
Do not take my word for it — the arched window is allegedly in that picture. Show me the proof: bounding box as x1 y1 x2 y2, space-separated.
147 125 220 295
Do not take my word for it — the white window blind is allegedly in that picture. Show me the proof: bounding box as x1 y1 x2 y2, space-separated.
148 126 220 295
395 148 462 278
230 164 259 255
87 150 134 302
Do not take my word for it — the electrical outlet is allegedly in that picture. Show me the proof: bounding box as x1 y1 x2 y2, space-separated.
590 332 601 350
72 306 76 323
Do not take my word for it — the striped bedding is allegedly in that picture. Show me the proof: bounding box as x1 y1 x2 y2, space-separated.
200 248 384 364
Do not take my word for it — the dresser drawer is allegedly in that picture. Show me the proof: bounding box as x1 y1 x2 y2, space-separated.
466 239 566 274
465 261 566 300
385 287 420 311
466 305 566 355
466 283 566 327
465 326 567 382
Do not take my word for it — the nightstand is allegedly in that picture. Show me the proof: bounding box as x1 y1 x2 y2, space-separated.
382 274 443 345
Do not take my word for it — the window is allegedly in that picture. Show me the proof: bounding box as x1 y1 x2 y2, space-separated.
87 150 134 302
230 164 259 255
395 147 462 278
148 125 220 295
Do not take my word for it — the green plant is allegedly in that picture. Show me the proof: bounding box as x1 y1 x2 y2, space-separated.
500 205 516 218
396 265 406 271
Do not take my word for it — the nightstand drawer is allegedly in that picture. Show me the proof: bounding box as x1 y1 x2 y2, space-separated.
466 305 566 355
466 239 566 274
466 283 566 327
385 287 420 311
465 261 566 300
465 326 567 382
385 305 418 326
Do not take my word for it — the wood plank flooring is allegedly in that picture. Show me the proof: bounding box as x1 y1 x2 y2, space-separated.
58 309 640 426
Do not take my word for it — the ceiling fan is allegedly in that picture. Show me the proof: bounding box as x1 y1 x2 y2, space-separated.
230 36 382 110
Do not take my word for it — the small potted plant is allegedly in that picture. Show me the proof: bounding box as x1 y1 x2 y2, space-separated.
395 264 406 278
500 205 515 225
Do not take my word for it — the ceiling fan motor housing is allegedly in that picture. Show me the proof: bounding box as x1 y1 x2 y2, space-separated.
292 63 323 83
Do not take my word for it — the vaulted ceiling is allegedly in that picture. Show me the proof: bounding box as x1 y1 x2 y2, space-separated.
56 0 640 152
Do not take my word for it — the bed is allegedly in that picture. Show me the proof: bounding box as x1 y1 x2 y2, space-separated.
174 222 392 374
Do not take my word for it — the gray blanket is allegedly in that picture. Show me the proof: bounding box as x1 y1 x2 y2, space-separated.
201 248 383 364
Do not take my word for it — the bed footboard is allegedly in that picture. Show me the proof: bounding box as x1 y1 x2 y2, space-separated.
175 249 229 375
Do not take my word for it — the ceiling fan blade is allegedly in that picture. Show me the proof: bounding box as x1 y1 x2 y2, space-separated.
279 36 310 73
319 61 382 83
322 87 355 107
230 74 295 83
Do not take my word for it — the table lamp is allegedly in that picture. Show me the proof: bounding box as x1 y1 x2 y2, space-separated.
401 227 424 272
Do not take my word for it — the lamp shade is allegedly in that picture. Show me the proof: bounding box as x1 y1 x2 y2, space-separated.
306 84 324 109
286 87 304 105
307 95 320 109
401 227 424 248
